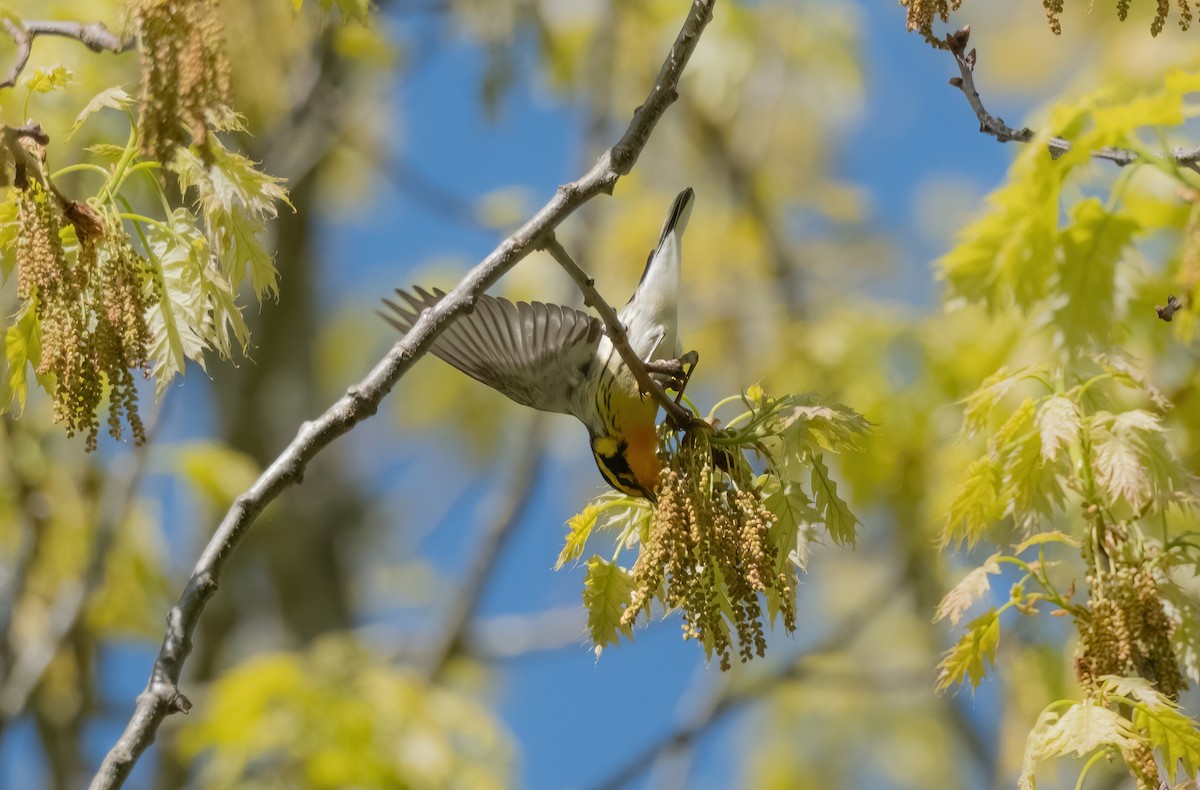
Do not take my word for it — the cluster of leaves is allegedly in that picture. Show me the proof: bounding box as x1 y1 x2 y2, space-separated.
943 362 1189 549
1018 676 1200 789
0 32 287 448
177 634 513 790
900 0 1192 42
934 63 1200 787
559 388 868 668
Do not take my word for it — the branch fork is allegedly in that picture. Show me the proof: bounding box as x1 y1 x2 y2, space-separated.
1 17 133 89
539 232 697 429
944 25 1200 170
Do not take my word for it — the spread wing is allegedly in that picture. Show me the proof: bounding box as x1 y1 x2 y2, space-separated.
380 286 603 416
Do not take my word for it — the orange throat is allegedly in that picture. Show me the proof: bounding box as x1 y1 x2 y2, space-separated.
624 421 662 497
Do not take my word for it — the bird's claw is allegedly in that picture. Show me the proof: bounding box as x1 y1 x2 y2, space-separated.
644 357 685 380
644 350 699 402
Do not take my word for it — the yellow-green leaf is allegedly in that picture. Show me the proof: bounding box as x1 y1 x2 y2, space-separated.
582 556 634 654
25 64 73 93
810 454 857 546
70 86 135 137
775 398 871 454
557 501 603 570
1041 702 1141 756
936 608 999 691
1089 410 1186 513
762 477 818 572
1003 430 1066 533
178 635 513 789
939 142 1063 312
1020 701 1141 789
934 553 1001 626
960 366 1045 439
1052 199 1139 350
1136 703 1200 778
3 301 40 416
173 140 289 300
1013 530 1080 555
943 454 1004 548
1037 395 1080 462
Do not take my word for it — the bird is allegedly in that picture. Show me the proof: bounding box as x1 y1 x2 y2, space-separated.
380 187 697 499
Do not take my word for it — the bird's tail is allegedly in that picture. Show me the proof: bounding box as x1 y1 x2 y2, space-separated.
654 186 695 257
621 188 693 363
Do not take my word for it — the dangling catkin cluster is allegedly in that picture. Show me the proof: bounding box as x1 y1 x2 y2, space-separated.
622 437 796 671
17 181 97 442
92 217 153 446
1122 742 1161 789
1044 0 1065 34
130 0 231 163
16 180 69 303
15 182 152 449
898 0 964 47
1075 562 1185 699
900 0 1191 40
1154 0 1193 33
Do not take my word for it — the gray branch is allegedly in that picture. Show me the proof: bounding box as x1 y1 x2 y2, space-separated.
1 18 132 90
87 1 718 788
944 26 1200 171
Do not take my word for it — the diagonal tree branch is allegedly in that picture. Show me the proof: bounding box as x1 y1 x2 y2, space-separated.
944 26 1200 171
0 18 133 89
88 2 718 788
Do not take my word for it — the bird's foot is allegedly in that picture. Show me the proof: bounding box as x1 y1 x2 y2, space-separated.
644 350 699 402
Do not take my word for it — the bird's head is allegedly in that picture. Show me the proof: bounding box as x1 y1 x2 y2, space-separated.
589 427 661 500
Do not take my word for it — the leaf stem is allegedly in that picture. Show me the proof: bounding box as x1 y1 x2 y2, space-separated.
100 124 140 207
50 162 111 180
1074 748 1109 790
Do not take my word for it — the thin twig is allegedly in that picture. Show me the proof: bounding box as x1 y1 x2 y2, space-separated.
541 233 695 428
88 2 717 788
0 18 132 89
944 26 1200 171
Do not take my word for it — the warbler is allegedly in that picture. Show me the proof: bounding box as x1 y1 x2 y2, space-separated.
381 187 696 499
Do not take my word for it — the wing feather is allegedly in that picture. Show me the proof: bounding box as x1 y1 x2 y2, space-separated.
380 287 602 416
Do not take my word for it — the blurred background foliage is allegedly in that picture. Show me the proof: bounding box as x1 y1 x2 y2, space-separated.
0 0 1199 788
